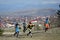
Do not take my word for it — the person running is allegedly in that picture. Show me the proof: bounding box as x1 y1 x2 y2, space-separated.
23 20 26 33
14 22 20 37
27 22 35 37
44 17 50 32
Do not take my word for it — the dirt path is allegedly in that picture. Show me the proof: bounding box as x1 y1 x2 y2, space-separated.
0 28 60 40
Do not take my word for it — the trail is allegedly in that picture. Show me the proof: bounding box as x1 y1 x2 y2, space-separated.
0 27 60 40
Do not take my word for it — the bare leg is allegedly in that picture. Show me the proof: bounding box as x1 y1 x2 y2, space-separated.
27 29 32 37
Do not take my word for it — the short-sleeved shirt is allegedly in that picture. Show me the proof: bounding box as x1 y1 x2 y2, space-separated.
23 22 26 27
45 18 49 24
15 25 19 32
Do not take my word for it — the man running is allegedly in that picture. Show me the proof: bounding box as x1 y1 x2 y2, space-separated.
27 22 35 37
44 17 50 32
14 22 20 37
23 20 26 33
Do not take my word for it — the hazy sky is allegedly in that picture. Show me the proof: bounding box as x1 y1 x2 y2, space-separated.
0 0 60 12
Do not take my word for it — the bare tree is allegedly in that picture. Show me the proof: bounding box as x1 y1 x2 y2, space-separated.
57 4 60 27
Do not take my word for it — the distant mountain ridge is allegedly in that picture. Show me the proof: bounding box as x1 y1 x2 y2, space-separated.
0 8 57 16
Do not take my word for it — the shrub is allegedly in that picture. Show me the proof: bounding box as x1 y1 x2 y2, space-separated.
0 29 4 36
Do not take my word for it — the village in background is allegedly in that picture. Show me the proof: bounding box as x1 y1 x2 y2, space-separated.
0 14 58 31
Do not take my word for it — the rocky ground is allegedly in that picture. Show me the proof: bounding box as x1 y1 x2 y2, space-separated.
0 27 60 40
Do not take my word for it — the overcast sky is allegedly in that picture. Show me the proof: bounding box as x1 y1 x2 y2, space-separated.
0 0 60 12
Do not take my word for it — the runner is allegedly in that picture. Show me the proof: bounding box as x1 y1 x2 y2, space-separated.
23 20 26 33
27 22 35 37
14 22 20 37
44 17 50 32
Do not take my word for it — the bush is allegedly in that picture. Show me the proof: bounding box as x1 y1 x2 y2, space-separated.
0 29 4 36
